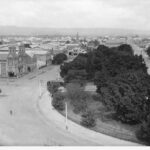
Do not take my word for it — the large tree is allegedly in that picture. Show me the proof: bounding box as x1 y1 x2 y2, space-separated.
146 46 150 57
52 53 67 65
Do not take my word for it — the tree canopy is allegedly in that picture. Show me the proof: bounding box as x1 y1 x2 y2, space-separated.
60 44 150 144
146 46 150 57
52 53 67 65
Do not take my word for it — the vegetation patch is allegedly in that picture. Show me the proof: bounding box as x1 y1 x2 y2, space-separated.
59 44 150 145
52 53 67 65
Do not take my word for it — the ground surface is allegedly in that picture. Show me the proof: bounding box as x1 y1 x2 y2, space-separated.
0 65 141 146
60 98 140 144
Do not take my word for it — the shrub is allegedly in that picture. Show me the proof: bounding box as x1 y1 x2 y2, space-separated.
73 98 87 114
47 81 61 94
52 92 65 111
80 110 96 128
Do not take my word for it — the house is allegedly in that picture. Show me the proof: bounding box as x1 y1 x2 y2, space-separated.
26 49 52 69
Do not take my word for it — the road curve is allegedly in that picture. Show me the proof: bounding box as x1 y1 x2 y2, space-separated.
0 66 141 146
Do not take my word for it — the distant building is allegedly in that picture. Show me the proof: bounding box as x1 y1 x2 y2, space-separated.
104 37 127 47
0 45 37 78
26 49 52 69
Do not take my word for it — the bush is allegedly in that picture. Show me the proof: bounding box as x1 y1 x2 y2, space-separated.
47 81 61 94
52 92 65 111
81 110 96 128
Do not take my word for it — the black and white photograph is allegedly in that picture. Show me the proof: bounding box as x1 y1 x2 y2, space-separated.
0 0 149 147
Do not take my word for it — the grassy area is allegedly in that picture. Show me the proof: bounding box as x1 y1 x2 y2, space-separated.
60 97 143 144
49 81 145 145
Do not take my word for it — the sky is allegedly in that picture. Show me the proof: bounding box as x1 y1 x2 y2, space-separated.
0 0 149 30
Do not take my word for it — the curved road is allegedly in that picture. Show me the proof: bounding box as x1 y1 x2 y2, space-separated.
0 66 140 146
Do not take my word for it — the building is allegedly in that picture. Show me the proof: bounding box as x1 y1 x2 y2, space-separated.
0 45 37 78
26 49 52 69
103 37 127 47
0 53 8 77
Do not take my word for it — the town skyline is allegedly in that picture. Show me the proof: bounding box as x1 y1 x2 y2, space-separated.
0 26 149 36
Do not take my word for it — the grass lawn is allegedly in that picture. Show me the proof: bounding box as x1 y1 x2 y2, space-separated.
60 97 143 144
51 82 144 144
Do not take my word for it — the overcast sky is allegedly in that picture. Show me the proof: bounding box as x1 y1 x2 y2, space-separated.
0 0 149 30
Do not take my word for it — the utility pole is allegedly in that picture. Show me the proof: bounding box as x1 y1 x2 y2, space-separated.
65 102 68 130
39 79 42 98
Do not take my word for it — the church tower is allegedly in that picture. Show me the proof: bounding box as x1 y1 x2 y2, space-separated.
8 46 17 56
19 45 25 55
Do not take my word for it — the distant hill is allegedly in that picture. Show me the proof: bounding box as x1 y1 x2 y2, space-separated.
0 26 149 36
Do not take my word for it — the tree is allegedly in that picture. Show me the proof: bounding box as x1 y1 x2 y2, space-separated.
24 43 31 48
64 69 87 83
52 92 65 111
47 81 61 94
86 51 95 79
136 115 150 145
95 70 150 124
52 53 67 65
81 110 96 128
92 44 150 124
117 44 134 56
66 83 88 113
60 53 88 80
60 63 71 78
146 46 150 57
